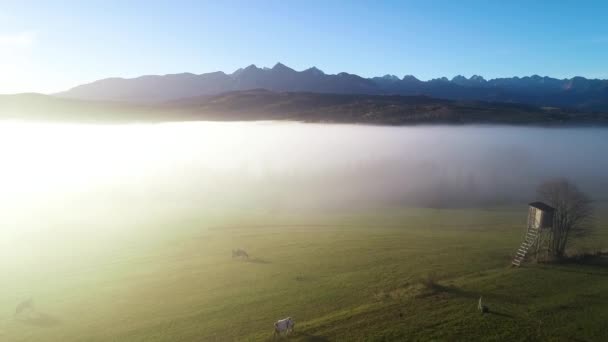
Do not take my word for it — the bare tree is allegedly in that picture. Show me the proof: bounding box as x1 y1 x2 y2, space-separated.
537 179 593 259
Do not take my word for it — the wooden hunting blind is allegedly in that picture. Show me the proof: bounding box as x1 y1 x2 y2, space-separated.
527 201 555 230
512 201 555 267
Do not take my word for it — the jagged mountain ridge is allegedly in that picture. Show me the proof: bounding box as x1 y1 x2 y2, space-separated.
57 63 608 111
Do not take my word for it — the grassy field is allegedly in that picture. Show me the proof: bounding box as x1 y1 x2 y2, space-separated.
1 206 607 341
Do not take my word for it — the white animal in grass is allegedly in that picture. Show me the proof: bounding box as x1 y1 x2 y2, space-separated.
478 296 489 314
274 317 295 336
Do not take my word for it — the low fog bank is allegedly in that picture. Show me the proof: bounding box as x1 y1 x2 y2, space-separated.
1 121 606 215
179 125 608 209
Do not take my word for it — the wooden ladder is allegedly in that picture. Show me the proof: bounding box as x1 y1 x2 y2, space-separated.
512 226 539 267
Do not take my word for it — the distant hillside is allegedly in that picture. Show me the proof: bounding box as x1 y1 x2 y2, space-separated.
57 63 608 111
4 91 603 125
163 90 606 125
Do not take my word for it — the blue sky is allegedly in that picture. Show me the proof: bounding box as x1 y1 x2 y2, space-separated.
1 0 608 93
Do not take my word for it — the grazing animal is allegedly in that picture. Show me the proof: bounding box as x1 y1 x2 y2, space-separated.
478 297 489 314
274 317 295 336
232 249 249 259
15 298 34 317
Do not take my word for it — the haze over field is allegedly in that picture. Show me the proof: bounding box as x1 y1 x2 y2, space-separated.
2 121 607 218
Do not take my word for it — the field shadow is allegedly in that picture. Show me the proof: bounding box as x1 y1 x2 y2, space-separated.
537 262 608 277
560 255 608 269
17 312 61 327
268 331 328 341
435 285 480 299
578 294 608 304
294 332 330 341
430 285 520 319
247 258 272 264
433 284 522 304
488 310 515 319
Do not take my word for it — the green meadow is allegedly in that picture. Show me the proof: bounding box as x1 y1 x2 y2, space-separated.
2 206 607 341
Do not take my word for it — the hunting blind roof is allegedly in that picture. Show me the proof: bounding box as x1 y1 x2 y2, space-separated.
528 201 555 212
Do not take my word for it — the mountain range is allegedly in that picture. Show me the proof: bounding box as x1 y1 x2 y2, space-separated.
58 63 608 111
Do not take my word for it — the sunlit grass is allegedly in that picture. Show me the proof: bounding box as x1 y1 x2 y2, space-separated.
1 207 607 341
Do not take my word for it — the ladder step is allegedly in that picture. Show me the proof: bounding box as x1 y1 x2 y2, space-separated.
513 227 541 267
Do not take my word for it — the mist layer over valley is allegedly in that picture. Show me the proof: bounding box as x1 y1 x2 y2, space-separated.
2 121 606 217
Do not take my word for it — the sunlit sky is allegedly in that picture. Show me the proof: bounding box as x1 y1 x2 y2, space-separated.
1 0 608 94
